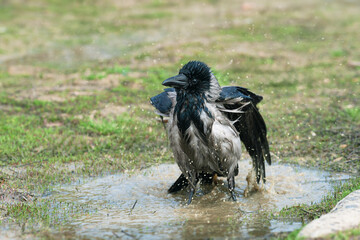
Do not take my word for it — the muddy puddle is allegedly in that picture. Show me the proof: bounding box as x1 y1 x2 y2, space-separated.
43 161 350 239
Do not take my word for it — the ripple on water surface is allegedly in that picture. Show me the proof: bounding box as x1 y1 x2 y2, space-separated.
52 161 350 239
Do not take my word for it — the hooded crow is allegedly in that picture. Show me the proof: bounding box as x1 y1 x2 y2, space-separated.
150 61 271 204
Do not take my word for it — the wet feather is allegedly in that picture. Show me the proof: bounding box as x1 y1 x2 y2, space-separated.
150 61 271 203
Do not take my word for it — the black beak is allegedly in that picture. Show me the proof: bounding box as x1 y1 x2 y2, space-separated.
162 74 188 88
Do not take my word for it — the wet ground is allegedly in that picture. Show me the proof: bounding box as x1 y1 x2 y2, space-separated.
44 161 350 239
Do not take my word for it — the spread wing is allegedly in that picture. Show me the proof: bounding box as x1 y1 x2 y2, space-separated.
150 88 175 117
217 86 271 184
150 86 271 192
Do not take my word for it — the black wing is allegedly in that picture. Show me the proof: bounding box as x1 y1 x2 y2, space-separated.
150 88 175 117
219 86 271 184
168 172 216 193
218 86 263 105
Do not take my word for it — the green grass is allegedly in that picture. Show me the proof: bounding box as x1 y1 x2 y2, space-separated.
105 66 130 75
131 11 172 20
84 72 107 80
5 199 93 228
330 226 360 240
344 107 360 123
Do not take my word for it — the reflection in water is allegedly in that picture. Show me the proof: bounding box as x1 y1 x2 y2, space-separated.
50 161 349 239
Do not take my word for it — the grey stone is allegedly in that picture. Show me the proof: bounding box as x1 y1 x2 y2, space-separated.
298 190 360 239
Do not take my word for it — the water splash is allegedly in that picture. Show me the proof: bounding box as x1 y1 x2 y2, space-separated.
49 161 349 239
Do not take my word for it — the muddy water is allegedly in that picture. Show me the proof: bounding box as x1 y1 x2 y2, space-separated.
51 161 349 239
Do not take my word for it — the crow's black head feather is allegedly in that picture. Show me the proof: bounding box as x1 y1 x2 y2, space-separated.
179 61 211 81
178 61 212 92
167 61 214 141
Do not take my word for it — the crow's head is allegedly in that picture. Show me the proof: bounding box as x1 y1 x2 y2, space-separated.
162 61 214 93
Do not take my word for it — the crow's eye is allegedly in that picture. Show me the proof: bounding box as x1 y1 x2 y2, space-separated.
192 79 198 84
